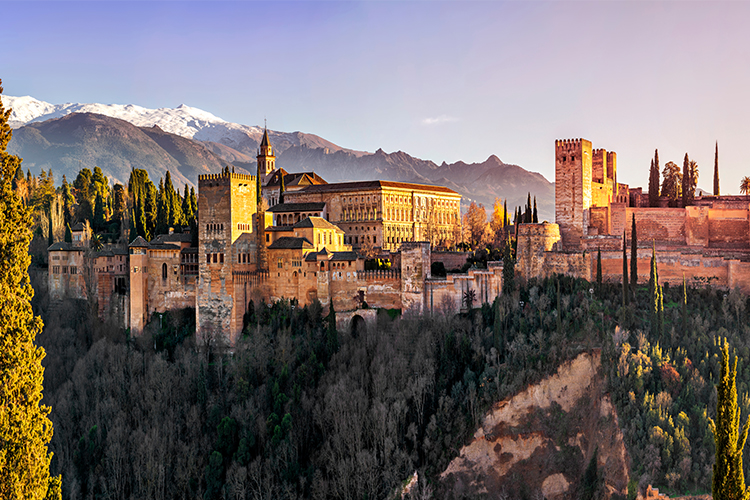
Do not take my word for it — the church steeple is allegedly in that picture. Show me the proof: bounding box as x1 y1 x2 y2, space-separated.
257 127 276 176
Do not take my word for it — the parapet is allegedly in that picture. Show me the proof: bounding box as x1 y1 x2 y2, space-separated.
555 138 586 151
198 172 256 183
516 222 561 238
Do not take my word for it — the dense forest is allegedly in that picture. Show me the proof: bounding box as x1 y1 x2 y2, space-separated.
31 251 750 499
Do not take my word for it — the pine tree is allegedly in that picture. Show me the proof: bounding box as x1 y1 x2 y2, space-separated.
708 340 750 500
0 79 62 499
630 214 637 294
622 231 628 305
596 247 602 291
532 196 538 223
714 141 720 196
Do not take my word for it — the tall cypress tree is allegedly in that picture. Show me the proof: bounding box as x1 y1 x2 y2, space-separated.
682 153 690 207
649 243 660 336
649 150 661 207
630 214 637 294
682 274 688 334
596 247 602 291
532 196 538 223
622 231 629 305
708 340 750 500
0 79 61 499
714 141 720 196
503 199 509 227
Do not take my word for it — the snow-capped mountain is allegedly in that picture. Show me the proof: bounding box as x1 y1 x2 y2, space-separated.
1 95 360 157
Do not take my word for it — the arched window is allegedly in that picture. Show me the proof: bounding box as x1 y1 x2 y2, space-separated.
162 263 167 280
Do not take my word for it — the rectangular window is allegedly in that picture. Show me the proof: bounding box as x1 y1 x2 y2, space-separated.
52 266 60 274
219 253 224 264
62 266 68 274
70 267 77 275
278 258 283 269
207 254 211 264
213 253 217 264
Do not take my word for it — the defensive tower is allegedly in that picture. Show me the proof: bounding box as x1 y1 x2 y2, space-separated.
555 138 593 250
196 170 258 346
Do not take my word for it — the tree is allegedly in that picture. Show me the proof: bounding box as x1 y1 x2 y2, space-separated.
708 340 750 500
661 161 682 206
489 197 505 237
682 153 690 207
649 243 659 335
630 214 637 294
622 231 629 305
532 196 538 223
596 247 602 291
687 159 699 203
714 141 720 196
463 201 487 249
502 235 515 294
0 79 61 499
740 177 750 196
326 302 338 361
649 150 661 207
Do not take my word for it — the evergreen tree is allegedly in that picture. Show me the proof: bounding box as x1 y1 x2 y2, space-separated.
60 175 74 225
0 78 62 500
682 153 690 207
649 243 659 335
657 283 664 339
64 223 72 243
502 235 515 294
326 302 338 361
714 141 720 196
503 199 509 226
622 231 629 305
47 213 53 247
181 185 193 223
682 274 688 334
93 192 105 232
596 247 602 291
708 340 750 500
649 153 661 207
190 186 198 218
525 193 532 223
630 214 637 294
532 196 538 223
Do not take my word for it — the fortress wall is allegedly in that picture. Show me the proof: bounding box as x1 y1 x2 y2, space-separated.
728 260 750 292
708 208 750 248
589 206 610 235
426 267 502 315
595 249 732 288
540 252 591 281
516 223 562 281
685 206 710 247
615 208 687 245
432 251 470 271
362 275 402 310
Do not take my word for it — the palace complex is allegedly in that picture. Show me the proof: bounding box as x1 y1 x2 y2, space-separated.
49 130 495 347
49 134 750 347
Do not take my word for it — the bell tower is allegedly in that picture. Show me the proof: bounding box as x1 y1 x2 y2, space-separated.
257 127 276 176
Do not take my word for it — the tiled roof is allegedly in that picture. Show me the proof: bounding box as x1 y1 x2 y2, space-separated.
129 236 149 247
331 251 359 261
48 242 80 251
268 237 314 250
292 180 459 195
264 170 328 189
292 217 342 231
268 202 326 213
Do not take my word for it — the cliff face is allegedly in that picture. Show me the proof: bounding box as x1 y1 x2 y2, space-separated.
440 351 629 499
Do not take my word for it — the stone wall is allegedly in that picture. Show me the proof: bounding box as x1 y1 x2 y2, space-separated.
431 251 470 271
516 223 562 282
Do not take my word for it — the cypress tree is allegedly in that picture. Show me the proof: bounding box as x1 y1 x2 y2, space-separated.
0 79 62 499
525 193 532 223
47 214 53 247
682 274 688 334
64 222 72 243
657 283 664 339
714 141 720 196
709 340 750 500
630 214 637 294
502 235 515 293
622 231 628 305
326 302 338 361
532 196 538 223
596 247 602 291
682 153 690 207
649 150 661 207
503 199 509 227
93 192 105 232
649 243 658 332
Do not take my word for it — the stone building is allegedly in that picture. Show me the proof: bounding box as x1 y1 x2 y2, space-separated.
518 137 750 291
49 129 505 347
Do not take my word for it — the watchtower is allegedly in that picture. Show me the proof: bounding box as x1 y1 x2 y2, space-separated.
555 138 593 250
196 170 257 346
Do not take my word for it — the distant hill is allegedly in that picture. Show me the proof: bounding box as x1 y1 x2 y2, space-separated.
5 95 555 220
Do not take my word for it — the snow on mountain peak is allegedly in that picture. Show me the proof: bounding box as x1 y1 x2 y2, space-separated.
0 95 258 144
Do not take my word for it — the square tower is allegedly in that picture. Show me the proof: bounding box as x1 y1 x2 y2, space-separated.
196 171 258 347
555 138 593 250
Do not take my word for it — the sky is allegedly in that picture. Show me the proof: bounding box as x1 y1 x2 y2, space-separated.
4 1 750 193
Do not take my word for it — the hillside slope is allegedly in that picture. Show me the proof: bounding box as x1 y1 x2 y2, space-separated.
441 350 630 500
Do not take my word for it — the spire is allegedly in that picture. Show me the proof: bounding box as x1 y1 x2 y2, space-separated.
260 127 271 149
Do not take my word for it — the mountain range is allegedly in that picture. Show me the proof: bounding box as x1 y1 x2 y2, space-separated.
3 95 555 220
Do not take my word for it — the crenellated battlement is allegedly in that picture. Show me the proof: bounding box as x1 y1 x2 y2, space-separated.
198 172 256 183
555 138 584 150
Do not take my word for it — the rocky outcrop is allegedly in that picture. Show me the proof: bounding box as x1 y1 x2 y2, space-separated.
440 350 630 499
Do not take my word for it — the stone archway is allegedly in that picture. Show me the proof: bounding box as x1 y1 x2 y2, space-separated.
350 314 366 338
